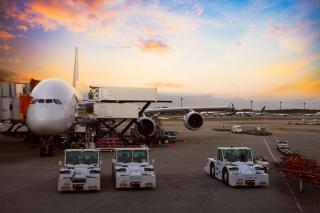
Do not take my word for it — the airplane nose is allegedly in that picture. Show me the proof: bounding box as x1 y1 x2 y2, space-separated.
27 106 68 135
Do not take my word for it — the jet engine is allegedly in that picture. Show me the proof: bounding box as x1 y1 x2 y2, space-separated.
134 117 156 138
183 111 204 130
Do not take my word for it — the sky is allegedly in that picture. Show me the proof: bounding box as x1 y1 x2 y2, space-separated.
0 0 319 109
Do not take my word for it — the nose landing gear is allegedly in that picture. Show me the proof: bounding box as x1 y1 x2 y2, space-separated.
39 136 57 157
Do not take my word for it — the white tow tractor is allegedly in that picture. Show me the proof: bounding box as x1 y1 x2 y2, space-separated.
112 148 156 189
204 147 269 187
58 149 101 192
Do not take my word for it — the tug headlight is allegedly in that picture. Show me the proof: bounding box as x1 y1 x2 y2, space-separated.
60 170 71 174
229 167 239 171
116 168 126 172
144 167 154 172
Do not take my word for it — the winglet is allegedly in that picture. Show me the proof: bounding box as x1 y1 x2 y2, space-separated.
72 47 78 88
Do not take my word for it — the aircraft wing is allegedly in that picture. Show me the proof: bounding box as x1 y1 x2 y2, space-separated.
145 106 234 115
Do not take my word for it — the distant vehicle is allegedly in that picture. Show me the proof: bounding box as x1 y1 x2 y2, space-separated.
204 147 269 187
112 148 156 189
244 126 272 136
58 149 101 192
274 113 289 117
160 130 178 143
276 140 288 149
231 125 243 133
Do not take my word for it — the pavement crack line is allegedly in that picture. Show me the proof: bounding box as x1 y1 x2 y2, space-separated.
262 136 304 213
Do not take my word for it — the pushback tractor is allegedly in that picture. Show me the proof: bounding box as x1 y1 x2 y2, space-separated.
58 149 101 192
112 148 156 189
204 147 269 187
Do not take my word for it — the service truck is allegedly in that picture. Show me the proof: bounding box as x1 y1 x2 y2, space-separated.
159 130 178 144
58 149 101 192
231 125 243 133
204 147 269 187
112 147 156 189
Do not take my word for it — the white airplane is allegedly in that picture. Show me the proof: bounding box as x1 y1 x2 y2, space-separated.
235 106 266 116
274 113 289 117
304 112 320 116
25 47 232 156
26 47 80 156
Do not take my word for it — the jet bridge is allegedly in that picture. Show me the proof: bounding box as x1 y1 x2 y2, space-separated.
0 81 31 136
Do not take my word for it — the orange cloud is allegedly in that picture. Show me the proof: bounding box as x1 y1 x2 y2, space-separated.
1 0 111 32
16 25 28 32
0 44 11 51
271 77 320 96
0 57 21 64
145 82 182 88
0 30 16 40
140 39 169 53
264 58 312 76
0 68 31 82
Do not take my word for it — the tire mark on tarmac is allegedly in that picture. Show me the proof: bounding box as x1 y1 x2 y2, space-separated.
262 136 304 213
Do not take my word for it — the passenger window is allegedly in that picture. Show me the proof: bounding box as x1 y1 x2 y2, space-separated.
31 99 37 104
46 99 53 103
38 99 44 103
53 99 62 104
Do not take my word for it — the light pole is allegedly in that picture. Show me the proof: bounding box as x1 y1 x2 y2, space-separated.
303 102 306 112
250 100 253 111
180 97 183 107
280 101 282 111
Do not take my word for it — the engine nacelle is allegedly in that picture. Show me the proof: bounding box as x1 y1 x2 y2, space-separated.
134 117 156 138
183 111 204 130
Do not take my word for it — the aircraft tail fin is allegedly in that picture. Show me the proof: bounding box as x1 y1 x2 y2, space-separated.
72 47 78 88
230 103 235 110
261 106 266 113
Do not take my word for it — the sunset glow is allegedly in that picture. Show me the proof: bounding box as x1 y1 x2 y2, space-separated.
0 0 319 108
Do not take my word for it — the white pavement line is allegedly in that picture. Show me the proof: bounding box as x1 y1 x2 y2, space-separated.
262 137 277 163
265 136 304 213
284 176 304 213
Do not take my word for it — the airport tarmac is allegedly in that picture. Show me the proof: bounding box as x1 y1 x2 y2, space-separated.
0 119 319 213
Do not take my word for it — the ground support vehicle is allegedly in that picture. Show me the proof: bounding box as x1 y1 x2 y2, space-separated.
58 149 101 192
276 141 298 156
159 130 178 144
231 125 243 133
204 147 269 187
112 148 156 189
243 127 272 136
277 140 289 149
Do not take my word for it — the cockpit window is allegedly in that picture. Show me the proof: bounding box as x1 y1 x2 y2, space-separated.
45 99 53 103
53 99 62 104
38 99 44 103
31 99 38 104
